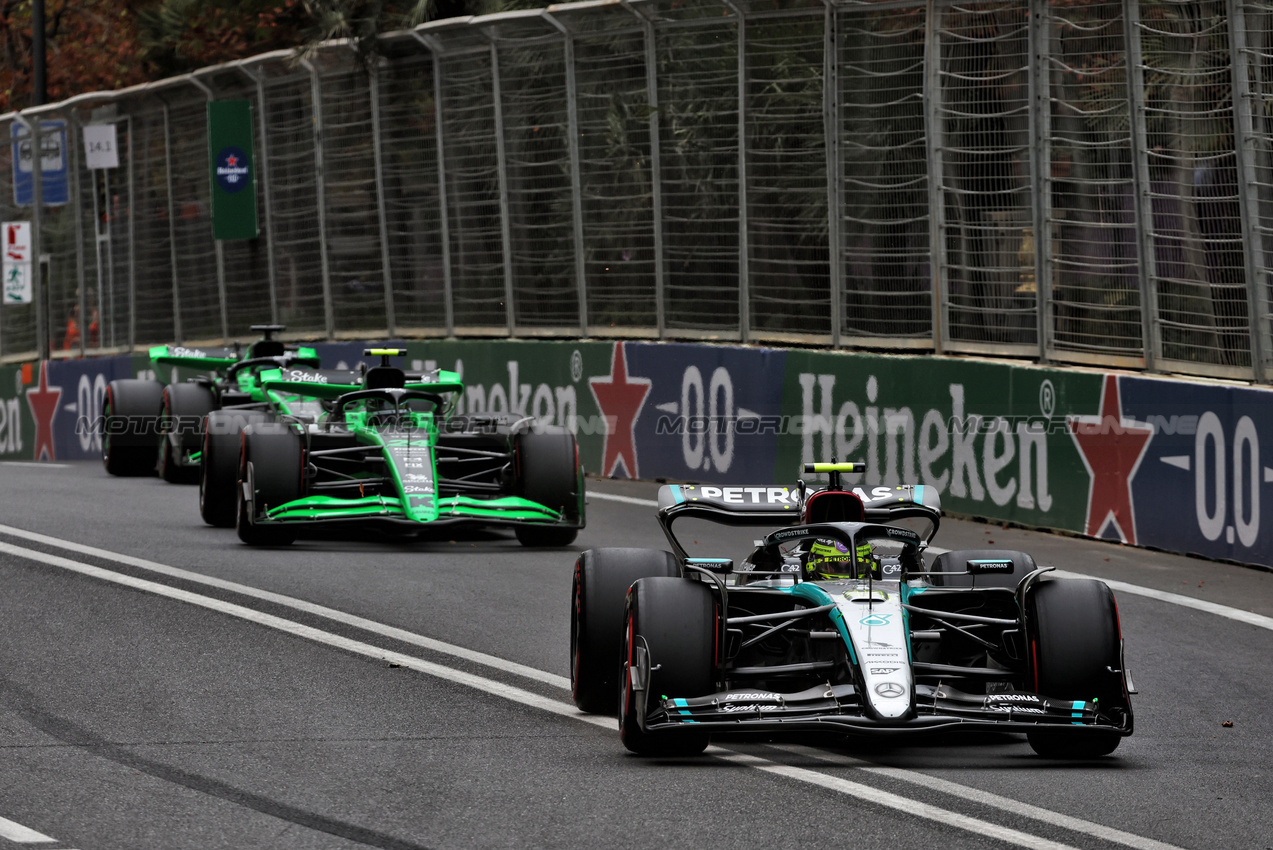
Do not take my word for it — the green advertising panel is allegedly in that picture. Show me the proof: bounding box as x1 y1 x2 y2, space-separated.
207 100 259 240
0 361 34 461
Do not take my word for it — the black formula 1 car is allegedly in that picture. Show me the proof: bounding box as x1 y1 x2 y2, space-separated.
223 349 584 548
101 325 321 483
570 462 1135 758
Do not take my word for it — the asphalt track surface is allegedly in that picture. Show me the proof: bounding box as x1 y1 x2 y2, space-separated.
2 461 1272 850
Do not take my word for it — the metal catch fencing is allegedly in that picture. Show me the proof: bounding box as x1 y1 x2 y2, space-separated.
1 0 1272 383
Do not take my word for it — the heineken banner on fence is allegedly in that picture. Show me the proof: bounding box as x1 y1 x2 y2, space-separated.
8 340 1273 566
207 100 258 240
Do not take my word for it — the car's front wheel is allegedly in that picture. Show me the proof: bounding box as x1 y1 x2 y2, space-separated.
235 424 302 546
1025 578 1129 758
619 577 715 756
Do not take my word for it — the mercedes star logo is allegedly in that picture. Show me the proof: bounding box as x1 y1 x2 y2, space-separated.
874 681 905 699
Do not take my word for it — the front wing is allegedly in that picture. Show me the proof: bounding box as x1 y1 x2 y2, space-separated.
640 683 1131 738
253 493 578 530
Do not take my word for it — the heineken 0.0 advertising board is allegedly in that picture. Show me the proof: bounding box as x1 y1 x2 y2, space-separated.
207 100 258 240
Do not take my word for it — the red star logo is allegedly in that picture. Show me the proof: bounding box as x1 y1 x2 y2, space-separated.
588 342 650 478
1067 375 1153 544
226 154 238 167
25 361 61 462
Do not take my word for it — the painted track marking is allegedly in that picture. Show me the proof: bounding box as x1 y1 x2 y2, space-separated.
0 522 569 691
0 538 1183 850
772 745 1180 850
0 813 56 843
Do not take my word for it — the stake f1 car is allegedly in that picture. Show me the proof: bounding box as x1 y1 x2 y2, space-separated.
226 349 585 548
570 462 1134 758
101 325 322 483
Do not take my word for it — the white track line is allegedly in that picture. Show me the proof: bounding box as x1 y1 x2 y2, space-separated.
587 492 1273 632
0 522 570 691
0 539 1176 850
773 745 1180 850
0 813 56 843
0 462 68 468
0 540 599 726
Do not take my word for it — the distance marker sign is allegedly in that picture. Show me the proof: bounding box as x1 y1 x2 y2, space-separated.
207 100 259 240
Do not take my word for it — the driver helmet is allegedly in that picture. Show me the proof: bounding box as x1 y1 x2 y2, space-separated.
804 538 880 581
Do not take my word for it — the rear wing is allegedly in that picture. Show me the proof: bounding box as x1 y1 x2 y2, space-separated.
148 343 321 370
656 481 942 557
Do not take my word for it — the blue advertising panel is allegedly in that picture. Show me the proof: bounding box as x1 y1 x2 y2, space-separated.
1122 376 1273 565
623 342 788 484
25 356 136 463
12 120 69 207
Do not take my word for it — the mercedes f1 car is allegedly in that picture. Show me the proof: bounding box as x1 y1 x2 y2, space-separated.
101 325 322 483
226 349 585 548
570 462 1135 758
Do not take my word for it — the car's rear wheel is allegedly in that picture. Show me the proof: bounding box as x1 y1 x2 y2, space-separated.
201 410 272 527
1025 578 1128 758
513 430 582 547
571 548 679 714
159 383 217 484
236 424 302 546
102 379 164 476
619 577 715 756
927 548 1037 590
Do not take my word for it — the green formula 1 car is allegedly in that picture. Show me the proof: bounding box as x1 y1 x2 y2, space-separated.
224 349 585 548
101 325 321 483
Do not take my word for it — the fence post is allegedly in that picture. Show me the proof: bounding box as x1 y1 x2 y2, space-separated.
923 0 948 354
240 63 279 326
367 56 396 336
125 114 136 352
416 33 454 337
299 57 334 340
631 5 667 338
724 0 750 343
157 100 183 344
544 13 589 338
488 39 516 336
1228 0 1267 382
70 111 89 355
1123 0 1159 372
18 116 49 360
1029 0 1054 362
188 76 230 342
823 0 841 348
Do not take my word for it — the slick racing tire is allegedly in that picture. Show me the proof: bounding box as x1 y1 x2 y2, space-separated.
201 410 272 527
513 430 583 547
1025 578 1128 758
102 379 164 477
235 423 302 546
927 548 1037 590
619 577 715 757
159 382 217 484
571 548 679 715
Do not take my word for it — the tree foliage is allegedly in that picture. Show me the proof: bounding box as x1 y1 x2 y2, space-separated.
0 0 487 112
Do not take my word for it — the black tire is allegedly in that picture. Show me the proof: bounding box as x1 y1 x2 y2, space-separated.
514 430 583 547
235 423 302 546
102 379 164 476
1025 578 1128 758
619 577 715 756
927 548 1036 590
159 383 217 484
571 548 679 715
200 410 272 527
